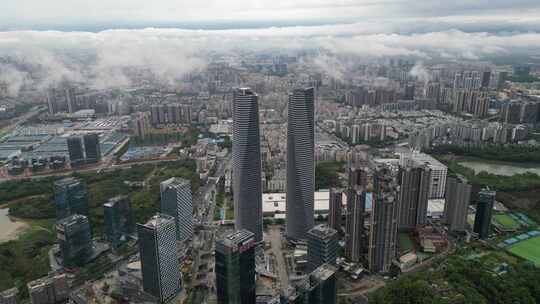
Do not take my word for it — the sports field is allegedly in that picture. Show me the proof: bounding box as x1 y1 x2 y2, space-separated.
494 214 520 230
508 236 540 266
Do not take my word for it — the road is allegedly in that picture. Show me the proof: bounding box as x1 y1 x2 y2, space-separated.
268 226 289 289
0 157 181 183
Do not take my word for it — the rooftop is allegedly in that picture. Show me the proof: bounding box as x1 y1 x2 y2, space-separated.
218 229 255 248
54 176 82 187
142 214 175 229
308 224 337 240
309 263 337 284
103 195 129 208
56 214 89 226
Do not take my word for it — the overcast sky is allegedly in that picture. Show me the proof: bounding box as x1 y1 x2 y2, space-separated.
2 0 540 30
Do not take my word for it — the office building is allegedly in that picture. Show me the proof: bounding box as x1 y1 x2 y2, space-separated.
473 189 496 239
138 214 181 303
67 136 85 167
398 165 431 230
232 88 263 242
0 288 17 304
286 87 315 240
27 274 69 304
215 230 257 304
54 177 89 220
444 177 472 232
368 166 399 273
104 195 135 249
287 264 338 304
160 177 193 242
56 214 93 267
346 189 366 263
83 133 101 163
327 188 343 232
307 224 338 271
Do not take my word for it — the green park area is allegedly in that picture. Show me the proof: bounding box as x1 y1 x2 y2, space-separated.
494 214 521 230
315 161 345 190
398 232 414 254
370 248 540 303
508 236 540 266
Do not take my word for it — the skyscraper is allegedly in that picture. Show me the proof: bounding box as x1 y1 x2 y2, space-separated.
54 177 89 220
232 88 263 242
67 136 85 167
444 176 472 232
345 189 366 263
83 133 101 164
138 214 181 303
286 87 315 240
104 195 135 249
56 214 93 267
215 230 257 304
397 165 431 230
327 188 343 232
481 71 491 89
160 177 193 242
368 166 399 273
287 264 337 304
307 224 338 271
473 189 496 239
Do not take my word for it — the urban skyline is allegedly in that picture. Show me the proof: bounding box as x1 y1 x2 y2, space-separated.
1 2 540 303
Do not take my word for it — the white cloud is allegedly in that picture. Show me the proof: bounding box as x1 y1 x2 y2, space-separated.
1 23 540 95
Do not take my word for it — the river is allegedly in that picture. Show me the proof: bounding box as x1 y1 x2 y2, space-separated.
0 208 28 243
458 159 540 176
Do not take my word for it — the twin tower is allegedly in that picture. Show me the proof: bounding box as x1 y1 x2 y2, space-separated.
233 87 315 242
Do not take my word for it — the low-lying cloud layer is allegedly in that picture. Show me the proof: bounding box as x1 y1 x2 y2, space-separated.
1 21 540 96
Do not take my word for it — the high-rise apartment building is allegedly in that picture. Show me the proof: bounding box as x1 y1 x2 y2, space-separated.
398 165 431 230
0 288 18 304
56 214 93 267
286 87 315 240
150 104 192 126
131 111 151 139
307 224 338 271
444 177 472 232
232 88 263 242
138 214 181 303
399 152 447 199
83 133 101 164
160 177 193 242
345 189 366 263
215 230 257 304
67 136 85 167
27 274 69 304
473 189 496 239
327 188 343 232
368 166 399 273
54 177 89 220
104 195 135 249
